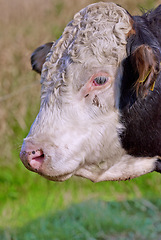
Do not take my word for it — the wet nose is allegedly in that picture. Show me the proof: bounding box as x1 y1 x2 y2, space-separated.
20 148 45 171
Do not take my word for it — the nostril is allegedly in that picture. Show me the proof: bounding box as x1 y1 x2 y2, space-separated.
29 149 45 170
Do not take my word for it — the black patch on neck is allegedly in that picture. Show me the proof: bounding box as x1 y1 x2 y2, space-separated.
155 159 161 173
119 72 161 157
118 6 161 158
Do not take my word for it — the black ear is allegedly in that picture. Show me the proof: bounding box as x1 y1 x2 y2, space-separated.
115 44 160 110
31 42 53 74
131 44 160 98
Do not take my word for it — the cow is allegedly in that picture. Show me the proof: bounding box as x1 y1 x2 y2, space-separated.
20 2 161 182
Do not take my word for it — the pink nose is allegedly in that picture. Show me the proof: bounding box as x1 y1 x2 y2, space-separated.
20 148 45 171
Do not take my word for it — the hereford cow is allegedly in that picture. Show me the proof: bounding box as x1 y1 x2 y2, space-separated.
20 2 161 182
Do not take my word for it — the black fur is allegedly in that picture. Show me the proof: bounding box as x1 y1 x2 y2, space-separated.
120 72 161 157
126 5 161 57
118 5 161 164
142 5 161 47
155 159 161 173
117 6 161 110
116 56 138 110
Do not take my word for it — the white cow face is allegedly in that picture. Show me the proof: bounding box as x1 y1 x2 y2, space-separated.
20 2 158 182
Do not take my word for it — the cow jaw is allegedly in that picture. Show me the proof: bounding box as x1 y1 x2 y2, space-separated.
76 155 157 182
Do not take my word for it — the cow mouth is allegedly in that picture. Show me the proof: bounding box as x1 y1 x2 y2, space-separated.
20 147 75 181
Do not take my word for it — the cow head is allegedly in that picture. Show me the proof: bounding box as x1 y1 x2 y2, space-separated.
20 2 161 182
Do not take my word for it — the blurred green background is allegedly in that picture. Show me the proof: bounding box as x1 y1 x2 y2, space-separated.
0 0 161 239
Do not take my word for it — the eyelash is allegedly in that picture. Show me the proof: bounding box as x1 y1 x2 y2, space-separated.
93 76 108 86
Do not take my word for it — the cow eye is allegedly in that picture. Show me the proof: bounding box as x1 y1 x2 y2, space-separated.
93 76 108 85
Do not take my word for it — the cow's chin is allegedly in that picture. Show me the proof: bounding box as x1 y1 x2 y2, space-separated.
38 171 74 182
32 161 78 182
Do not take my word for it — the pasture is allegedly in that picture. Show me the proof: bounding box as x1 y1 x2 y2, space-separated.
0 0 161 239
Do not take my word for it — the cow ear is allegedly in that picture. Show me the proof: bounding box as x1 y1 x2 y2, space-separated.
132 44 160 97
31 42 53 74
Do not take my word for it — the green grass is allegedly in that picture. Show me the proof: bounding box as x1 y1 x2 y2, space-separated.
0 160 161 239
1 194 161 239
15 199 160 240
0 1 161 239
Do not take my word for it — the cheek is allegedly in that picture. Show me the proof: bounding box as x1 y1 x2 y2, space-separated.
57 127 90 152
84 87 115 113
99 86 115 106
